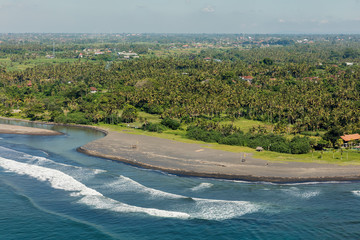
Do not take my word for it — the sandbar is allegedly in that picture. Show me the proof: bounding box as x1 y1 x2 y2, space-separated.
0 124 62 136
78 131 360 183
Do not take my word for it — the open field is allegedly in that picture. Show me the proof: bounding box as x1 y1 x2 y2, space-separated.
0 57 78 71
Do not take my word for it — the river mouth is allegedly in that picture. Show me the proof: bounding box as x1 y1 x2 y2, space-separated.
1 119 360 239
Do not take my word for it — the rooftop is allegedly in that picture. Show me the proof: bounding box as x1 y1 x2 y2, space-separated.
341 134 360 142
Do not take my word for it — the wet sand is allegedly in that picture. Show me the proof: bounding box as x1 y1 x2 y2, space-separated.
0 124 62 136
78 131 360 183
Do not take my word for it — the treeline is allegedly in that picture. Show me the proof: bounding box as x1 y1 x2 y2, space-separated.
184 119 310 154
187 126 311 154
1 53 359 133
0 41 359 154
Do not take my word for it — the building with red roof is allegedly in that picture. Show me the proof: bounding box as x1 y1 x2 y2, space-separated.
90 87 98 93
341 134 360 142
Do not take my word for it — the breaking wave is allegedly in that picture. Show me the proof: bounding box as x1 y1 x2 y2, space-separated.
282 187 320 199
352 190 360 197
191 183 214 192
78 196 190 219
0 157 189 219
104 176 260 220
103 175 185 199
191 198 259 220
0 157 102 197
0 147 261 221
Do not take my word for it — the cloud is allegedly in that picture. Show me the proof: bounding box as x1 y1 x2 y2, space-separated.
319 19 329 24
202 5 215 13
278 19 286 23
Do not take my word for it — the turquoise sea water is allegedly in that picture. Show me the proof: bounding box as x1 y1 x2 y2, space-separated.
1 120 360 240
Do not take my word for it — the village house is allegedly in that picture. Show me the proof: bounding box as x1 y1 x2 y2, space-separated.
90 87 98 93
240 76 254 84
118 51 139 59
341 134 360 148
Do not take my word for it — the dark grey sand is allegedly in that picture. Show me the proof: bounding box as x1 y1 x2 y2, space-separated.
0 124 62 136
78 131 360 183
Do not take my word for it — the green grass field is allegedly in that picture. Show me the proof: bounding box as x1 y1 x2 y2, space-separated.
221 118 271 133
0 57 78 71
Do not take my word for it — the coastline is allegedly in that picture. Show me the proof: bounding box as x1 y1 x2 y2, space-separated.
2 117 360 183
78 131 360 183
0 123 62 136
0 117 108 135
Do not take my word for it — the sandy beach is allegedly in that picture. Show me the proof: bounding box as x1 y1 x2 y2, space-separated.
0 124 62 136
78 130 360 183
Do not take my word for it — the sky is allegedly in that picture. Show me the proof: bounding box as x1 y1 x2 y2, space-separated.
1 0 360 34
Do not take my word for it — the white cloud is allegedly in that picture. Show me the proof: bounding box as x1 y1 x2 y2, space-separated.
202 5 215 13
278 19 286 23
319 19 329 24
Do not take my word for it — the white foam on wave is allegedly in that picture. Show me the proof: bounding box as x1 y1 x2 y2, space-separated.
0 145 260 221
25 155 107 175
0 146 27 159
352 190 360 197
191 183 213 192
93 169 107 174
191 198 259 220
39 150 49 157
78 195 190 219
0 157 189 219
0 157 102 197
0 146 107 175
106 176 260 220
105 175 185 199
282 187 320 199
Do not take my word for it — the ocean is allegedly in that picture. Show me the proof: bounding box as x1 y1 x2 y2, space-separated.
1 119 360 240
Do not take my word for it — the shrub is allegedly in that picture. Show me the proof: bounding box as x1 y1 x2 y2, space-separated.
185 127 310 154
161 117 180 130
219 133 247 146
54 112 91 125
270 141 291 153
290 136 311 154
186 126 222 143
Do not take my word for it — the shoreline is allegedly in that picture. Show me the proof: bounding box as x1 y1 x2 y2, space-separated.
2 116 360 183
0 117 108 135
76 146 360 183
77 131 360 183
0 123 63 136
